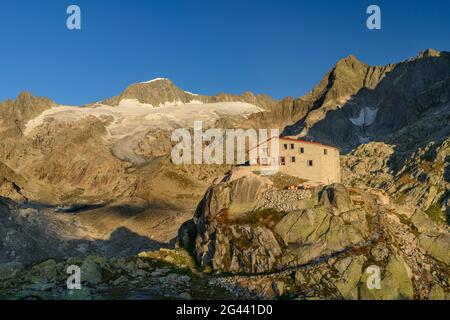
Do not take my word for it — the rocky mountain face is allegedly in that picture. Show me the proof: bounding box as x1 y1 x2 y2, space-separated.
180 171 449 300
283 49 450 149
100 78 204 107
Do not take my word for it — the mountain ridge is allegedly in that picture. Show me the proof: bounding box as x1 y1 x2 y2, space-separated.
0 48 448 214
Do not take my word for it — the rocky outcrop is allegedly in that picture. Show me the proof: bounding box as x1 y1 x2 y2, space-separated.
243 54 394 133
341 142 395 189
1 51 448 214
101 78 204 107
180 172 449 299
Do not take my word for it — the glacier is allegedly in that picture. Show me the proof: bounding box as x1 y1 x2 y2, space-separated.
349 107 379 127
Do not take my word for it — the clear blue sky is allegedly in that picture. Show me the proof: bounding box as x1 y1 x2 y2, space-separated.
1 0 449 105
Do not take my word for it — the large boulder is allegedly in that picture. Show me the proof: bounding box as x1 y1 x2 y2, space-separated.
189 173 373 274
0 262 24 280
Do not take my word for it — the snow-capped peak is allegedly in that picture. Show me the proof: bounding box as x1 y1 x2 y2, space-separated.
349 107 379 127
140 78 170 84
